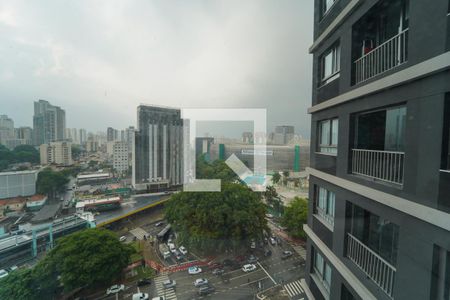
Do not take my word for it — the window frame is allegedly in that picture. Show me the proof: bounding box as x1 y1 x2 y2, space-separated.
313 249 332 291
316 186 335 227
319 42 341 85
320 0 339 19
318 118 339 154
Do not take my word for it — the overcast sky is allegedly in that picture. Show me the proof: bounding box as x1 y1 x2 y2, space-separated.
0 0 313 138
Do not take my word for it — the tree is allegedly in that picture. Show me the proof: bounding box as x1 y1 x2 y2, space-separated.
281 197 308 239
165 182 268 254
272 172 281 185
282 171 290 178
196 154 238 183
71 145 82 160
0 144 39 171
0 269 37 300
36 168 70 198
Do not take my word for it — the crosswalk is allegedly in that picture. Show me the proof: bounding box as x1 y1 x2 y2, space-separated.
130 227 149 240
292 245 307 260
284 280 305 299
153 274 177 300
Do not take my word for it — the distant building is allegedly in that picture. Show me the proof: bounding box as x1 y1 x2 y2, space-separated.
79 129 87 144
242 132 253 144
132 105 185 191
33 99 66 145
195 137 214 158
113 141 129 173
26 195 48 211
0 170 38 199
40 141 73 166
85 139 98 152
15 127 33 145
272 125 295 145
125 126 135 151
107 127 119 142
65 128 80 144
0 115 15 147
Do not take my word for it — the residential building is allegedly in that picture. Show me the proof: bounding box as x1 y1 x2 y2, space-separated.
65 128 79 144
40 141 72 166
85 139 98 153
242 132 253 144
79 129 87 144
0 115 15 147
113 141 129 173
15 127 33 145
0 170 38 199
272 125 295 145
125 126 135 151
305 1 450 300
132 105 184 191
107 127 119 142
33 99 66 145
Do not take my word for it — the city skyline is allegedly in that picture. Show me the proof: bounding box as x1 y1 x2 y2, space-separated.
0 1 313 137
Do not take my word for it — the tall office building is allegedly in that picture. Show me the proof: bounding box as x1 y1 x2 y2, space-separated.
33 99 66 145
125 126 135 151
107 127 119 142
132 105 184 191
305 1 450 300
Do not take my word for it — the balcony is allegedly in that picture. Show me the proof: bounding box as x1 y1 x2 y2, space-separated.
354 29 409 84
351 149 405 185
347 233 396 298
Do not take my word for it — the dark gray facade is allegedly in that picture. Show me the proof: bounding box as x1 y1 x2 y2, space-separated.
306 1 450 300
132 105 184 191
33 99 66 145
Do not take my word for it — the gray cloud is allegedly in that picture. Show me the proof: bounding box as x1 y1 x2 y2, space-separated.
0 0 313 137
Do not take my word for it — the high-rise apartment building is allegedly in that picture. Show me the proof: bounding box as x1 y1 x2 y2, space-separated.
40 141 72 166
305 1 450 300
15 127 33 144
113 141 129 173
0 115 14 146
132 105 184 191
79 129 87 145
65 128 79 144
33 99 66 145
107 127 119 142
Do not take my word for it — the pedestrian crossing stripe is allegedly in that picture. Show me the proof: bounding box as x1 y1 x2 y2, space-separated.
284 280 304 298
153 274 177 300
130 227 149 240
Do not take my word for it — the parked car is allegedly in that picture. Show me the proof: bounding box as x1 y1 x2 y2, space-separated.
179 246 188 255
188 266 202 274
132 292 149 300
168 243 176 253
106 284 125 295
269 237 276 245
193 278 209 287
250 240 256 249
242 264 257 272
212 268 225 276
119 236 127 242
174 250 183 261
198 285 215 296
264 249 272 256
0 269 8 279
137 278 152 286
155 222 164 227
281 250 293 260
162 279 176 289
6 266 18 273
247 255 258 264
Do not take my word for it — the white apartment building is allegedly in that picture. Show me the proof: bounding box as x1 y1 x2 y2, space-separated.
40 141 73 166
113 141 129 173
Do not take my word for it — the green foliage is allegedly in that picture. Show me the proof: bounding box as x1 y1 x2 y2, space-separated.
0 229 133 299
281 197 308 239
36 168 70 198
196 155 238 183
71 144 82 160
0 144 39 171
165 182 268 253
272 172 281 184
282 171 289 178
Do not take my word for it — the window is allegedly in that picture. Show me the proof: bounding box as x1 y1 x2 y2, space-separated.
313 249 332 291
316 186 335 227
321 0 337 17
441 94 450 170
318 118 338 154
430 245 450 300
320 43 340 84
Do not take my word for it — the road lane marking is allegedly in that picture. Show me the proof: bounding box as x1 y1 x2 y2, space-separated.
257 262 276 284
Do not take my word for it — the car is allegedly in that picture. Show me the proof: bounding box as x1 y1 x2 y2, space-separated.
212 268 225 275
193 278 209 287
269 237 276 245
281 250 293 259
179 246 188 255
250 240 256 249
0 269 8 279
168 243 176 253
174 251 183 261
222 259 233 266
247 255 258 264
264 249 272 256
265 213 273 219
188 266 202 274
137 278 152 286
162 279 176 289
155 222 164 227
242 264 257 272
198 285 215 296
6 266 18 272
132 293 149 300
106 284 125 295
119 236 127 242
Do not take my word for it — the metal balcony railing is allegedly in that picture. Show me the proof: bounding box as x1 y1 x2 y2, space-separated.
354 29 408 84
347 233 396 298
351 149 405 185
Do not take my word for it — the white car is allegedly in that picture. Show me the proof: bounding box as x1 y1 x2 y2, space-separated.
242 264 257 272
188 266 202 274
193 278 209 287
179 246 188 255
119 236 127 242
132 293 149 300
0 269 8 279
106 284 125 295
168 243 176 253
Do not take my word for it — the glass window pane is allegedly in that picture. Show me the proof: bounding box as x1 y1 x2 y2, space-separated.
323 52 333 79
331 119 339 145
385 107 406 151
327 191 335 217
320 120 330 145
324 263 332 287
318 187 326 210
315 251 324 275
